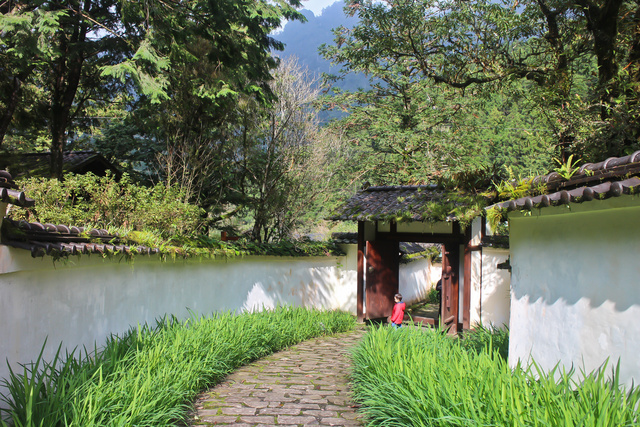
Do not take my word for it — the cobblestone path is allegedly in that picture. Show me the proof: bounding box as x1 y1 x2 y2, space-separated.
189 327 367 426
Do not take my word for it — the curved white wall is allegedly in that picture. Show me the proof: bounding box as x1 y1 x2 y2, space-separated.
0 249 350 388
399 257 434 305
0 243 432 390
508 200 640 387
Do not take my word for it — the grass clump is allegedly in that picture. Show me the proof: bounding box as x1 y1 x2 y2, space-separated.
1 306 355 427
459 324 509 361
350 325 640 426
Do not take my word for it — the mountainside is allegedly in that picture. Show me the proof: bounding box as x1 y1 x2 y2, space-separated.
276 2 368 92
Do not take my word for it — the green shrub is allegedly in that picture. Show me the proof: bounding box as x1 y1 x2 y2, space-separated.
425 286 440 304
0 307 355 427
6 173 346 259
9 173 204 237
350 325 640 426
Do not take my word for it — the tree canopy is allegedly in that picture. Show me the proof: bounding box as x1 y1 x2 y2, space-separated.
5 0 640 241
0 0 304 178
321 0 640 188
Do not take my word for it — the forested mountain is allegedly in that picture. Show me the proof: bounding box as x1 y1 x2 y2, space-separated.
277 2 367 92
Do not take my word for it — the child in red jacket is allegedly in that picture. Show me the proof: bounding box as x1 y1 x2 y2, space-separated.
390 293 406 328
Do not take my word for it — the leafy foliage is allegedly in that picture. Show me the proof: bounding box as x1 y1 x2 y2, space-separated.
460 325 510 361
554 154 582 180
319 0 557 188
5 173 346 259
7 174 350 258
1 0 305 178
236 58 349 242
319 0 640 193
94 57 340 241
9 173 204 238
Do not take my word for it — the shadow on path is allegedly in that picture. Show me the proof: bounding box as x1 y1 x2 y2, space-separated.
189 327 367 426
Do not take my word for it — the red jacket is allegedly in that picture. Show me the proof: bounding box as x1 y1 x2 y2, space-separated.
390 302 406 324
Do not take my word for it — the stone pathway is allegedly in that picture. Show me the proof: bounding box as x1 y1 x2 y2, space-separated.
189 327 367 426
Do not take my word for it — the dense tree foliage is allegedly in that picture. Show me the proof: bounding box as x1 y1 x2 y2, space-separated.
0 0 303 178
94 58 334 241
1 0 340 241
233 58 335 242
321 0 640 187
5 0 640 240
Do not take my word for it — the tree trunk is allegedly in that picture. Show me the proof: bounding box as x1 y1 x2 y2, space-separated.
48 0 90 179
578 0 624 118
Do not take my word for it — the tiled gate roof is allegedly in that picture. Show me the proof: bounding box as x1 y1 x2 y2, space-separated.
330 185 458 222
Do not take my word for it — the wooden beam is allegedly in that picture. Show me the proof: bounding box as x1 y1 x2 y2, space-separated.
463 227 472 330
357 221 365 322
374 232 462 244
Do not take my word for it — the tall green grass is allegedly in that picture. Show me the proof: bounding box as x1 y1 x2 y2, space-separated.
459 324 509 361
1 307 355 427
350 325 640 426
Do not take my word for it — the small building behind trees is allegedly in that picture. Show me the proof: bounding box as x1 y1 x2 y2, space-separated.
0 151 121 179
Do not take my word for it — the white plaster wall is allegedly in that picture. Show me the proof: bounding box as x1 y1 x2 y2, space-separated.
470 249 481 326
470 216 483 246
430 261 442 287
469 248 510 327
508 200 640 387
468 217 511 328
0 249 354 390
399 257 432 306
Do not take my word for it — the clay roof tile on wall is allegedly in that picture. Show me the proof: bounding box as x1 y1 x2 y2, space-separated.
491 151 640 213
1 218 159 258
0 170 35 207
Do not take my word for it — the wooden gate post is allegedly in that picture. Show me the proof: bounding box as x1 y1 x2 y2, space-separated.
357 221 365 322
